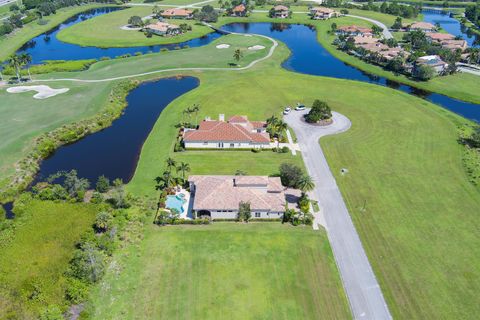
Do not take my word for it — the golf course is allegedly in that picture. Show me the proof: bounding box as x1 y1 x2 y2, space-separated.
1 1 480 319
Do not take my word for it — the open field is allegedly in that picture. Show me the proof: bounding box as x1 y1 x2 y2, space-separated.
56 6 214 47
0 4 114 61
0 200 97 318
87 223 351 319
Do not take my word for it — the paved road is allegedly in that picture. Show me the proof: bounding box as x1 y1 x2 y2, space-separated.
346 14 393 39
285 110 392 320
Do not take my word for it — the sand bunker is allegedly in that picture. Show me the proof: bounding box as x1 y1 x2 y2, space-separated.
7 85 69 99
216 44 230 49
248 45 265 50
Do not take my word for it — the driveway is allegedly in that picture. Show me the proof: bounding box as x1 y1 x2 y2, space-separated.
285 110 392 320
346 15 393 39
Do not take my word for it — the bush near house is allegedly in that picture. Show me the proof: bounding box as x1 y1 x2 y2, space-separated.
304 100 332 123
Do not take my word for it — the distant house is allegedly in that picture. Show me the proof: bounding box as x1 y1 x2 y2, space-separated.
144 22 182 36
183 115 270 149
440 39 468 52
231 3 247 17
407 22 436 32
310 7 338 20
353 35 378 45
356 42 407 61
426 32 455 43
161 8 193 19
336 25 373 37
271 5 290 19
188 175 288 219
416 55 448 73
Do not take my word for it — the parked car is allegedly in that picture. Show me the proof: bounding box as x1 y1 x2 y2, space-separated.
283 107 291 115
295 104 306 111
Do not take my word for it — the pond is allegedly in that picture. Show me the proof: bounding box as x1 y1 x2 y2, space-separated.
32 76 199 185
422 10 479 47
17 7 222 65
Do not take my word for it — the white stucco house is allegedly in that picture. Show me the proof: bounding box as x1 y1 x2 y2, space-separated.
183 115 270 149
188 175 288 219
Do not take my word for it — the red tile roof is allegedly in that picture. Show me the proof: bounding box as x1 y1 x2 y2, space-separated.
233 4 246 12
161 8 193 17
427 32 455 41
183 120 270 143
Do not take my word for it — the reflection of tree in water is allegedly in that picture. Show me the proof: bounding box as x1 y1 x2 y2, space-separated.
386 79 401 90
270 23 291 32
21 40 37 50
410 87 431 99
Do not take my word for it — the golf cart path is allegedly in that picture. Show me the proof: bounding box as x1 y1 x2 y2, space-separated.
285 110 392 320
29 32 277 83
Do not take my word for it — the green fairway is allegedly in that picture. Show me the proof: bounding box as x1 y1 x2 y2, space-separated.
0 200 97 318
88 223 351 319
56 6 214 47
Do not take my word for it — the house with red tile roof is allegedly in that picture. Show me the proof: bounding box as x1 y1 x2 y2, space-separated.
310 7 338 20
407 22 436 32
270 5 290 19
144 22 182 36
189 175 293 219
183 115 270 149
426 32 455 43
336 25 373 37
160 8 193 19
231 3 247 17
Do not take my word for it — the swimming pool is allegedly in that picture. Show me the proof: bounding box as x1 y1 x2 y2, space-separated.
166 195 185 213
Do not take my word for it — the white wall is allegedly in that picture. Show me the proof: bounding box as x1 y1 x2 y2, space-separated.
207 210 283 219
185 141 269 149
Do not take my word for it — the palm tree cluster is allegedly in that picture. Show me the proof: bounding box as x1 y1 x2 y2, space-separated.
181 104 201 128
8 53 32 82
155 157 191 192
266 115 288 143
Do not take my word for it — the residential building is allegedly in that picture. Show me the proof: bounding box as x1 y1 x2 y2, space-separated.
310 7 338 20
231 3 247 17
144 22 182 36
161 8 193 19
407 22 436 32
336 25 373 37
440 39 468 52
188 175 288 219
426 32 455 43
353 35 378 45
416 55 448 73
271 5 290 19
183 115 270 149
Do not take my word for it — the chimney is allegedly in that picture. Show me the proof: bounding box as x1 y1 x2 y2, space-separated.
219 114 225 122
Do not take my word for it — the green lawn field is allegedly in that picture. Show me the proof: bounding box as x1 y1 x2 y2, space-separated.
56 6 214 47
0 200 97 319
87 223 351 319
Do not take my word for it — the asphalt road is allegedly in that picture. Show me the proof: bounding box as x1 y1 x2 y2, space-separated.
285 110 392 320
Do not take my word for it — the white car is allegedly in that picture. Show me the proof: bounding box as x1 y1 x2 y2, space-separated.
283 107 292 115
295 104 306 111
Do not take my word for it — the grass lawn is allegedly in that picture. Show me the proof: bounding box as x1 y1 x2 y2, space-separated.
0 4 114 61
0 200 97 319
87 223 351 319
56 6 214 47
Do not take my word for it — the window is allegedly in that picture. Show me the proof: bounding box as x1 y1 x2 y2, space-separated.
230 143 235 148
203 141 208 145
255 212 261 218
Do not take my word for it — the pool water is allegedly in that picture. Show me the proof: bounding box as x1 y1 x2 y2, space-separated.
166 195 185 213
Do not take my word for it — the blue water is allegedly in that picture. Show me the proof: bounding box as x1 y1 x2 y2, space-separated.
32 77 199 184
222 22 480 122
166 195 185 213
422 10 479 47
17 7 222 64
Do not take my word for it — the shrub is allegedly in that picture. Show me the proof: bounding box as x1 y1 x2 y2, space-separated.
281 146 289 153
39 305 63 320
94 211 113 232
95 175 110 193
65 278 90 304
305 100 332 123
279 163 303 188
69 243 107 283
251 148 261 153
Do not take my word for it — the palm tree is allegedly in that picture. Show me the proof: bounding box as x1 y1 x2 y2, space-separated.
8 54 22 81
468 48 479 65
20 53 32 81
233 49 243 63
298 175 315 194
166 157 176 173
176 162 191 181
191 104 200 126
276 120 288 142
